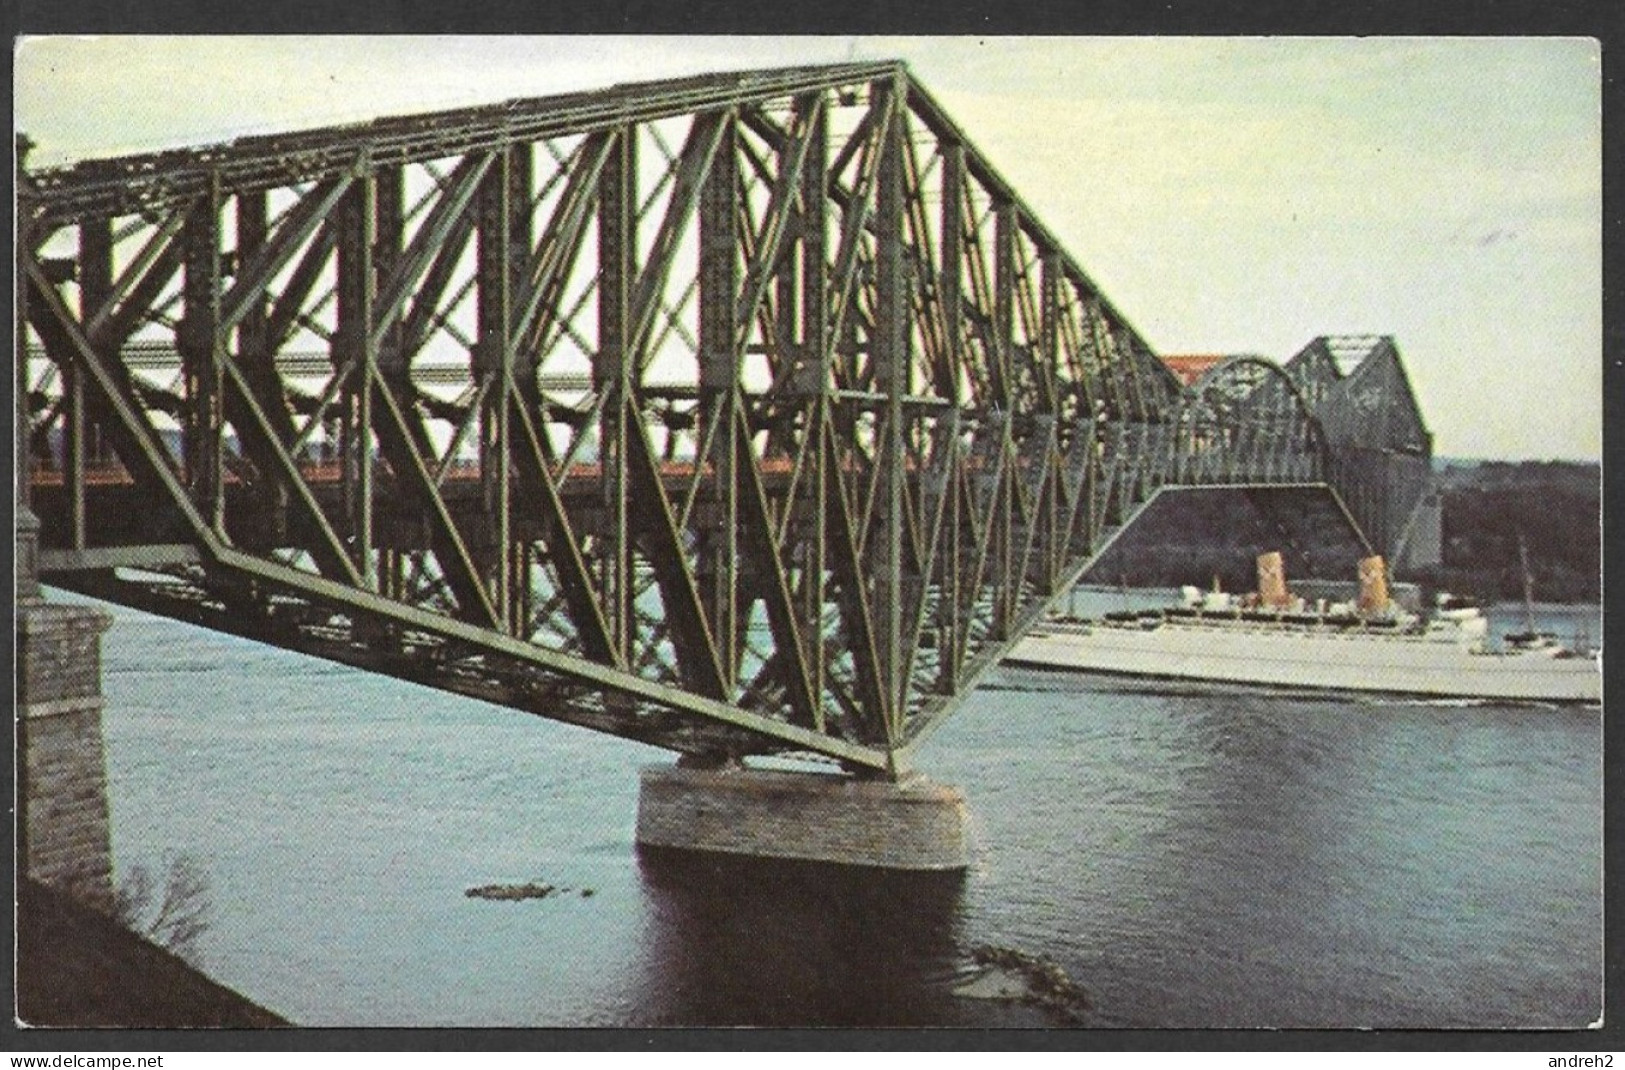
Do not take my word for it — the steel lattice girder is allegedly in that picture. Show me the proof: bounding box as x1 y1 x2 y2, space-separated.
1280 335 1433 560
19 61 1343 775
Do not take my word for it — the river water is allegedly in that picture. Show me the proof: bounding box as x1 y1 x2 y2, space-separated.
75 589 1602 1029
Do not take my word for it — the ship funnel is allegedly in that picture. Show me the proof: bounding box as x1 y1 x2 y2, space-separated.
1256 551 1290 608
1357 555 1390 614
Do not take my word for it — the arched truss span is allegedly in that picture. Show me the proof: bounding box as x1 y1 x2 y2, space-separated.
1170 355 1328 486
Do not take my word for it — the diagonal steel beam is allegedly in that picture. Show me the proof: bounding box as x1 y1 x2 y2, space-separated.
24 259 215 540
629 111 729 364
731 412 822 730
219 176 354 333
82 210 188 340
819 416 889 745
731 95 824 353
505 390 621 667
373 154 494 351
622 398 731 701
513 133 614 354
263 221 339 353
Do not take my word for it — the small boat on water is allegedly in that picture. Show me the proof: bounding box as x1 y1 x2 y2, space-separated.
1007 552 1601 704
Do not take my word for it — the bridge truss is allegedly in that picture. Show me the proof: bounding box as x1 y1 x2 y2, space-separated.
20 62 1335 774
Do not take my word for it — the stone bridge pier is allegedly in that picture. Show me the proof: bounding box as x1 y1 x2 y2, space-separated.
635 763 970 871
17 507 116 912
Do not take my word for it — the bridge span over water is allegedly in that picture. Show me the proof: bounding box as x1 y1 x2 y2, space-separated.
18 62 1435 798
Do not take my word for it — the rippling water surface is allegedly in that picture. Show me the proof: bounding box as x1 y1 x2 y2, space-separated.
80 592 1602 1029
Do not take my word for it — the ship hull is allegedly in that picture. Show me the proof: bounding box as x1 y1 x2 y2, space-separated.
1007 618 1601 704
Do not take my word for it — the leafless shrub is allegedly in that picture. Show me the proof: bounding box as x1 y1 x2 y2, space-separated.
115 853 213 964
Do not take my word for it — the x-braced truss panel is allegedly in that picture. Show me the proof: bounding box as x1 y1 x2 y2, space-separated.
19 62 1337 773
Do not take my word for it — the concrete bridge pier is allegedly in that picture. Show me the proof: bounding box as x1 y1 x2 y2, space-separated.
16 507 117 912
634 762 970 871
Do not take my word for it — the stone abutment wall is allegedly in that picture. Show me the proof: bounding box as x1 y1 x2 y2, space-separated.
17 509 117 912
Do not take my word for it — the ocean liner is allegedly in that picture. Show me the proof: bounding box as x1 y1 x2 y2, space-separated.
1007 553 1600 704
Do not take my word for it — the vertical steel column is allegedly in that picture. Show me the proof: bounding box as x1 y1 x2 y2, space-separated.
597 126 636 664
991 204 1016 407
72 221 114 549
337 166 378 588
507 147 533 636
358 176 377 590
232 188 286 544
1038 251 1062 592
873 76 908 746
234 191 269 360
797 95 830 729
772 106 802 397
699 111 740 692
181 174 225 533
1081 403 1101 553
373 167 405 602
478 146 523 632
1061 278 1094 419
937 141 965 694
989 201 1017 637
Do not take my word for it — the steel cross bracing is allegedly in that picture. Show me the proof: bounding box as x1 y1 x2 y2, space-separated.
1282 335 1434 563
20 62 1337 775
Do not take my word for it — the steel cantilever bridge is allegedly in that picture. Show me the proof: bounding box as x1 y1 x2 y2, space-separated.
19 62 1433 777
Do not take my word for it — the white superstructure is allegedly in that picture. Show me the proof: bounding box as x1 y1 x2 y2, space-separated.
1007 556 1600 704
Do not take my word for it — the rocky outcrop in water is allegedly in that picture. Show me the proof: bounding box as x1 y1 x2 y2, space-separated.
464 881 596 902
955 944 1091 1025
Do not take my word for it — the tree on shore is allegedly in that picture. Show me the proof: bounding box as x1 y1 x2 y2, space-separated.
1415 460 1600 603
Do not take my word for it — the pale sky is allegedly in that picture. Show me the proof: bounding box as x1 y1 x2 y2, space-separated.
15 35 1603 460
